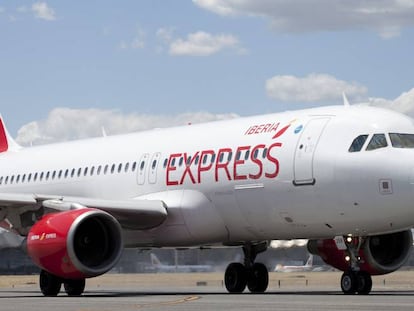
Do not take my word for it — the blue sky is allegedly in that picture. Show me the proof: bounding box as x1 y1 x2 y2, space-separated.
1 1 414 144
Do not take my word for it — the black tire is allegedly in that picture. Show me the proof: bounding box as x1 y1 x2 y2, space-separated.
341 271 357 295
356 271 372 295
224 263 247 293
64 279 86 296
39 270 62 297
247 263 269 293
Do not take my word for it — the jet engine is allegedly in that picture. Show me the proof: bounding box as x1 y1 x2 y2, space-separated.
307 230 412 275
27 208 123 279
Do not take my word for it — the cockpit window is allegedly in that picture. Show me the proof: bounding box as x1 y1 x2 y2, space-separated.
349 135 368 152
389 133 414 148
366 134 388 151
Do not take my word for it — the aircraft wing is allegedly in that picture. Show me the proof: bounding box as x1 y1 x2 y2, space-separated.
0 193 168 233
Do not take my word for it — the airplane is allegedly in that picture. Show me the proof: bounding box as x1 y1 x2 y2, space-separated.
274 255 313 272
0 99 414 296
149 253 213 272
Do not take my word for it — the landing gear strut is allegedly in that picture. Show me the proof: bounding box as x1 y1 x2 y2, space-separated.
340 237 372 295
224 242 269 293
39 270 86 296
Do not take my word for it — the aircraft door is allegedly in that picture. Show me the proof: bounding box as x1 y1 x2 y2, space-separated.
149 152 161 184
293 118 330 186
137 153 149 185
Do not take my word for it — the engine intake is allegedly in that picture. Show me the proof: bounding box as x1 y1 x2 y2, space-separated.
27 208 123 279
308 230 412 275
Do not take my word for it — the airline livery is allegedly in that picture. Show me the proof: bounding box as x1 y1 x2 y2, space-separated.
0 102 414 296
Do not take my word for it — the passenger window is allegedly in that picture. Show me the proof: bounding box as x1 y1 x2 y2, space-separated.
163 159 168 168
389 133 414 148
84 167 88 176
124 163 129 172
132 162 137 171
366 134 388 151
97 166 102 175
152 160 157 169
111 164 115 174
91 166 95 176
118 163 122 173
211 154 216 163
349 135 368 152
104 165 109 174
244 150 250 161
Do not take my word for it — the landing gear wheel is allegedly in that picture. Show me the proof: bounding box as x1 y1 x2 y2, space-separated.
39 270 62 297
341 271 357 295
356 271 372 295
64 279 86 296
247 263 269 293
225 263 247 293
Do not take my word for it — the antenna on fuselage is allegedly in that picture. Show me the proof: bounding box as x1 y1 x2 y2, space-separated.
101 126 107 137
342 92 350 107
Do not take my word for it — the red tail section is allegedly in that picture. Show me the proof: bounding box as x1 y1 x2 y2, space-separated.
0 118 9 153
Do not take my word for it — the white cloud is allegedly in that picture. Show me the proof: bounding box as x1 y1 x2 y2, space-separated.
193 0 414 38
367 88 414 117
266 74 368 102
32 2 56 21
16 108 239 145
169 31 240 56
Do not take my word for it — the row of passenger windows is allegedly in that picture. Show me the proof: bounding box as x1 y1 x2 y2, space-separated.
0 147 271 186
162 148 269 168
0 161 138 186
349 133 414 152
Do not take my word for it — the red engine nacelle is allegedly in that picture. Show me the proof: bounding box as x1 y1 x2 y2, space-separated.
27 208 123 279
307 230 412 275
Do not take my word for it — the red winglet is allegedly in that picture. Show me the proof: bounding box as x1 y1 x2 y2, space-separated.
0 118 8 153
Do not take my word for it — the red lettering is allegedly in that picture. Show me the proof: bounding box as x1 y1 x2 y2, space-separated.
233 146 250 180
269 122 280 132
254 124 264 134
247 126 257 135
198 150 215 183
265 143 281 178
180 152 198 184
262 124 270 133
249 144 265 179
166 153 181 186
215 148 232 182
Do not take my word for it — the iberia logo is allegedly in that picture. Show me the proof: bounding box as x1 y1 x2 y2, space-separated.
244 119 298 139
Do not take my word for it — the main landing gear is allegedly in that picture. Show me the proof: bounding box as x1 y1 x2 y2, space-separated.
39 270 86 297
224 242 269 293
340 237 372 295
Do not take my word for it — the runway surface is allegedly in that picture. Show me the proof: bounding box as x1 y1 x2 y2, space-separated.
1 272 414 311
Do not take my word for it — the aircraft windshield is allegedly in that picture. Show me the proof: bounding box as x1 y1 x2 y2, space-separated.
366 134 388 151
389 133 414 148
349 135 368 152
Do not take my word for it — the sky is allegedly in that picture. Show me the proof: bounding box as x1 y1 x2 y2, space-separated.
1 1 414 145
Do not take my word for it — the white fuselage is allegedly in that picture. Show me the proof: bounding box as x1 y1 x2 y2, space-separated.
1 105 414 248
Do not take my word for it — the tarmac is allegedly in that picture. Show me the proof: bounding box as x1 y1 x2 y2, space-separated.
1 271 414 311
